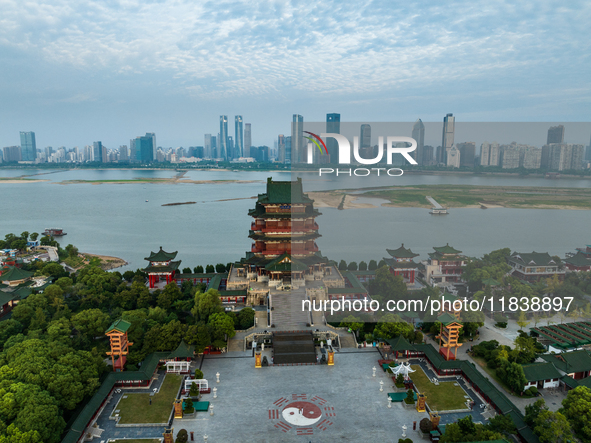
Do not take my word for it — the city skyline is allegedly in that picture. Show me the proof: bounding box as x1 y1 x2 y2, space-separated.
1 1 589 149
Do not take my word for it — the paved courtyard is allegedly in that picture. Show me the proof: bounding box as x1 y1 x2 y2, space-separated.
172 348 431 442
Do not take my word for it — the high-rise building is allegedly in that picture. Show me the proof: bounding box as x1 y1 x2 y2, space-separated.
204 134 212 159
133 134 155 162
119 145 129 162
93 141 103 162
285 136 292 164
411 119 425 164
244 123 252 156
480 142 490 166
360 124 371 148
423 146 434 165
440 113 455 164
219 116 228 160
211 136 217 158
500 147 520 169
542 144 584 170
277 135 286 163
235 116 243 158
326 113 340 164
2 146 21 162
145 133 157 160
457 142 475 168
446 145 460 168
291 114 304 163
101 146 108 163
547 125 565 144
228 136 234 159
19 131 36 162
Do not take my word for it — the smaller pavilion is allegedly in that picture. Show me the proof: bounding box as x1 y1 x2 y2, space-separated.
144 247 181 288
436 313 463 360
1 266 33 287
106 319 133 371
165 340 195 374
385 335 418 359
384 244 419 285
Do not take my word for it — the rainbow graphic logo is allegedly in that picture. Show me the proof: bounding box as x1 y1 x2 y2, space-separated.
303 131 328 155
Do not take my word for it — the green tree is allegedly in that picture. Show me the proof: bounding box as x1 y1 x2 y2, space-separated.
20 232 29 242
158 283 182 310
184 324 211 353
358 261 368 271
369 266 407 303
347 261 358 271
182 267 191 274
0 320 24 349
208 313 236 342
368 260 378 271
194 265 204 273
71 309 111 339
41 262 68 279
560 385 591 442
205 264 214 273
516 310 530 330
236 307 255 329
64 244 79 258
338 260 347 271
215 263 226 273
191 290 223 322
486 414 516 436
373 313 413 340
29 232 39 242
533 410 573 443
176 428 189 443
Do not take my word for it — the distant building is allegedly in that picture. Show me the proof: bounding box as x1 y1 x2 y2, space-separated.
234 116 243 158
456 142 475 167
412 119 425 164
564 251 591 272
500 146 520 169
291 114 304 163
547 125 565 144
19 131 36 162
133 134 155 162
422 244 466 287
2 146 21 162
440 113 454 164
219 115 228 160
285 136 292 164
277 135 285 163
446 145 460 168
326 113 340 164
146 133 157 160
384 244 419 286
522 147 542 169
244 123 252 157
204 134 212 158
92 141 103 162
507 251 565 282
422 145 434 165
542 144 585 170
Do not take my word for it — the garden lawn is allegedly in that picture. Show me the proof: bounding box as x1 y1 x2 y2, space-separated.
114 374 182 424
410 365 468 411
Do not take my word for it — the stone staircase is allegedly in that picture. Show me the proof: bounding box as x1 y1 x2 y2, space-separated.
270 288 311 330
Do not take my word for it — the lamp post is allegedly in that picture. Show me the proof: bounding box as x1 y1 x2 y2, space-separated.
216 372 220 383
379 380 384 392
213 387 217 399
372 366 376 377
388 397 392 408
203 435 208 442
402 425 407 438
210 404 214 416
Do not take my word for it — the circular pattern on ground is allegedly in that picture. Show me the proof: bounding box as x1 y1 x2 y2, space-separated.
269 394 336 436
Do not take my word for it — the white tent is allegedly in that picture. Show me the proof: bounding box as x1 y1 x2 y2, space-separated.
391 362 415 379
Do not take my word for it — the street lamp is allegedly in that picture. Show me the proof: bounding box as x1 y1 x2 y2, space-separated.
379 380 384 392
372 366 376 377
203 435 208 442
216 372 220 383
210 404 214 416
388 397 392 408
402 425 407 437
213 387 217 399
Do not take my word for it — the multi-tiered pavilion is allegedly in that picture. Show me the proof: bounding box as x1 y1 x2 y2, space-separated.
145 247 181 289
384 244 419 285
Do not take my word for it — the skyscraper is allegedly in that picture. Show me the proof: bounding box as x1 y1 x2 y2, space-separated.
2 146 21 162
19 131 36 162
440 113 455 164
219 116 228 160
291 114 304 163
235 116 243 158
146 133 157 159
93 141 103 162
119 145 129 162
411 119 425 164
457 142 476 167
326 113 340 164
204 134 212 159
285 136 292 164
133 134 154 162
278 135 286 163
547 125 565 144
244 123 252 156
360 124 371 148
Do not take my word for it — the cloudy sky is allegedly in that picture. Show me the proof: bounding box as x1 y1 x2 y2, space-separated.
0 0 589 149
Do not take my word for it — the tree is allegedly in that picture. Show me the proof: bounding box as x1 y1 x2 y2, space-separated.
205 264 214 273
236 307 255 330
41 262 68 279
459 310 484 337
20 231 29 242
64 244 79 258
419 417 433 433
194 368 204 379
208 312 236 342
369 266 407 303
486 414 516 436
185 324 211 353
189 383 200 397
194 265 204 273
29 232 39 242
377 259 386 268
373 313 413 340
176 429 189 443
339 315 363 334
347 261 358 271
533 410 573 443
368 260 378 271
560 386 591 442
516 310 530 330
11 239 27 251
0 319 24 348
192 290 223 322
71 309 110 339
157 283 183 310
497 360 527 393
338 260 347 271
215 263 226 273
182 267 191 274
359 261 368 271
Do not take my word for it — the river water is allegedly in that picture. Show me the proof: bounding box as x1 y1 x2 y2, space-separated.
1 168 589 271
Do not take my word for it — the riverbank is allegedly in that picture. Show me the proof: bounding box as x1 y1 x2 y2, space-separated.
82 253 128 271
308 184 591 210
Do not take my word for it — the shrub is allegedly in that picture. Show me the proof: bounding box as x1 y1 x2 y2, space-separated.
194 369 204 379
189 383 200 398
176 428 189 443
396 374 404 385
419 417 433 433
527 386 538 396
405 389 415 404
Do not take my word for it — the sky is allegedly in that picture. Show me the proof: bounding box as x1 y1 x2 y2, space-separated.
0 0 590 150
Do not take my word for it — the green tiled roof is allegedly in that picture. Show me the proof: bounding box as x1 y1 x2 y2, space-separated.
327 271 369 295
0 266 33 282
220 290 247 296
265 253 309 272
540 350 591 373
386 244 419 259
509 252 557 266
257 177 313 204
144 246 178 262
168 340 194 359
433 244 462 255
383 258 418 269
565 251 591 267
385 335 416 352
522 363 561 382
106 319 132 334
437 312 459 325
144 260 181 274
481 277 500 286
